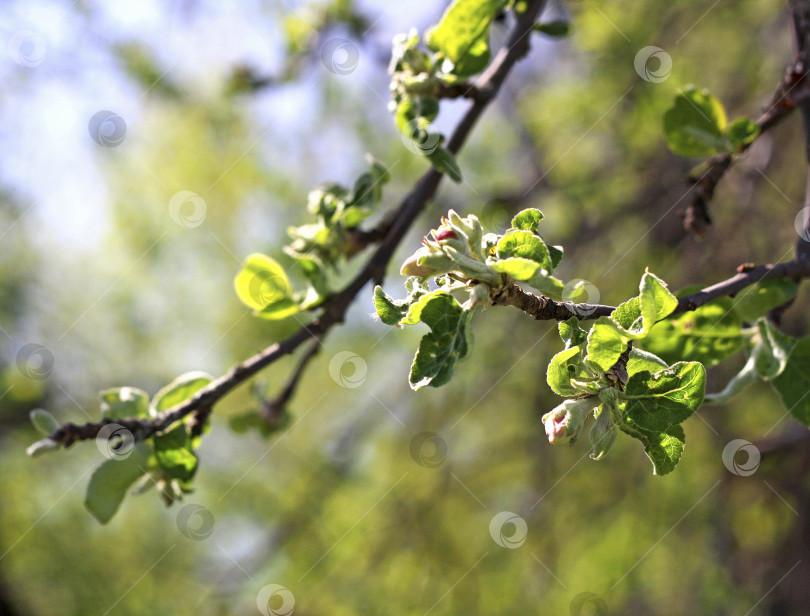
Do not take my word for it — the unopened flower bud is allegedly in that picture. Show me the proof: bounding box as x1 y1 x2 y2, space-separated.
400 246 454 277
541 396 596 445
434 225 458 242
589 407 617 460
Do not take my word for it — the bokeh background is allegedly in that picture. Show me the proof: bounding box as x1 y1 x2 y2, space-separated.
1 1 809 614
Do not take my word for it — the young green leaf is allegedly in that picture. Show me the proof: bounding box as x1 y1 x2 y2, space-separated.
620 420 685 475
640 270 678 323
643 297 744 367
400 289 450 325
409 294 471 390
622 362 706 432
151 372 213 414
374 286 409 325
546 347 590 397
84 445 150 524
29 409 59 435
730 279 798 323
525 270 565 300
100 387 150 420
510 208 544 233
751 318 796 380
496 230 551 269
726 117 760 150
425 0 504 65
663 86 728 157
534 20 571 37
489 257 540 281
771 337 810 425
426 146 463 182
585 317 627 372
153 425 198 482
234 253 299 320
626 347 668 376
558 317 588 349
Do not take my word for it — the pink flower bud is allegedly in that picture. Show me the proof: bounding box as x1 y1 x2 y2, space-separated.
541 397 595 446
433 225 458 242
400 246 437 277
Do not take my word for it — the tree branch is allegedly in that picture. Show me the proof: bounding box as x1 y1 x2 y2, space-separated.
492 258 810 322
48 0 551 449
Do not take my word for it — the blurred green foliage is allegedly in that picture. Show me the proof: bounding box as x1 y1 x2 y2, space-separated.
1 1 809 615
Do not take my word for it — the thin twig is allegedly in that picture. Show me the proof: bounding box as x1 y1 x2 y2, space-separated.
685 67 810 235
260 340 321 425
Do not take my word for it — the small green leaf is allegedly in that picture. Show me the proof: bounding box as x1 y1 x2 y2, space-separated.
525 270 565 299
496 230 551 269
84 445 149 524
153 425 198 482
534 20 571 37
643 297 744 367
30 409 59 435
622 362 706 432
511 208 544 233
448 31 491 76
730 279 798 323
151 372 212 414
585 317 627 372
558 317 588 349
100 387 150 420
426 146 463 182
771 337 810 425
727 117 760 150
663 86 728 157
409 295 471 390
626 348 668 376
620 420 685 475
425 0 505 63
547 244 564 270
611 297 643 335
752 318 796 380
546 347 590 396
400 289 450 325
489 257 540 281
640 270 678 323
229 409 289 437
234 253 299 319
374 286 409 325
